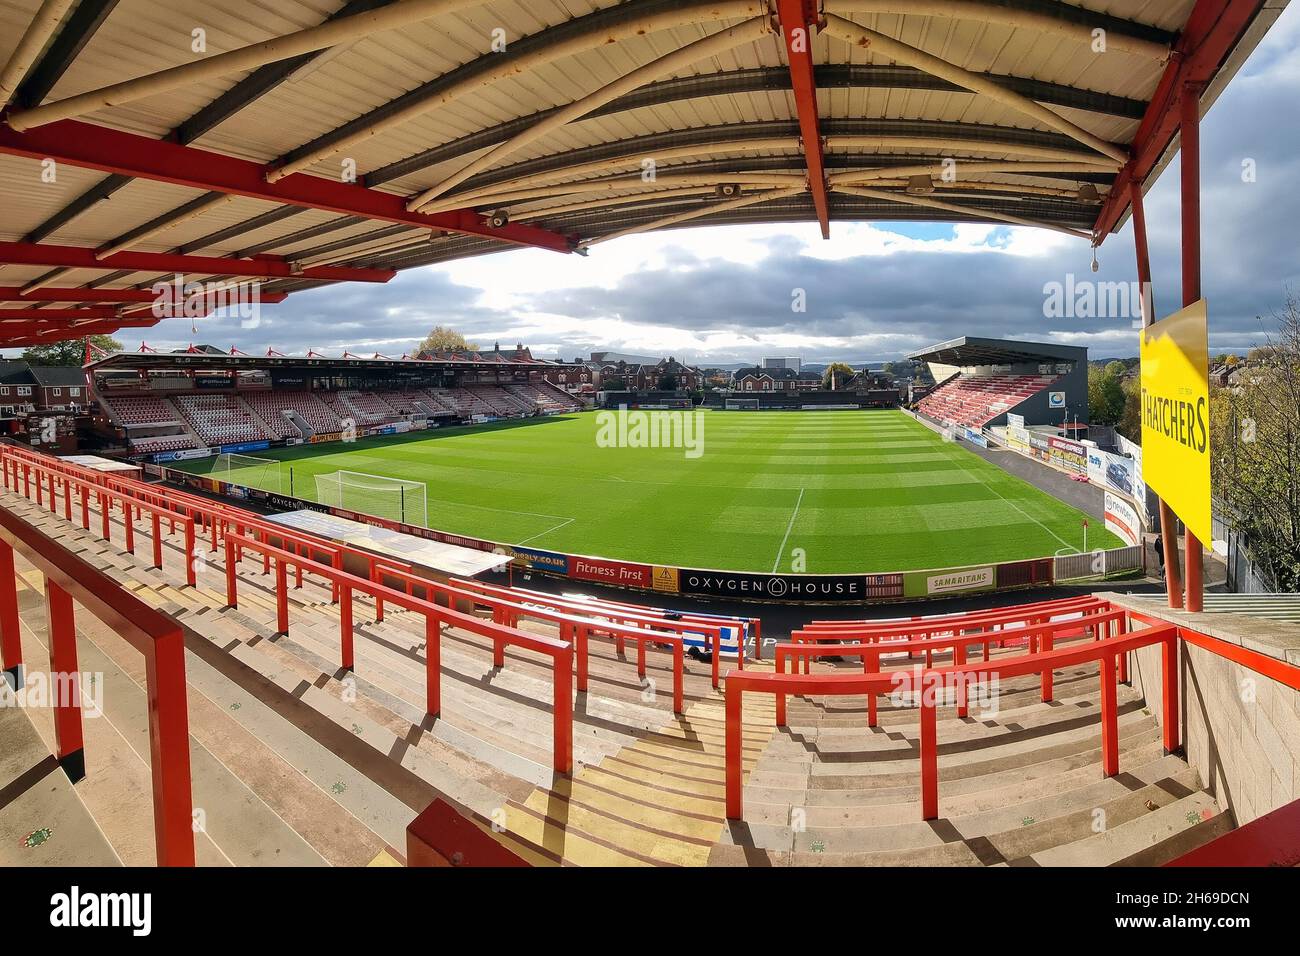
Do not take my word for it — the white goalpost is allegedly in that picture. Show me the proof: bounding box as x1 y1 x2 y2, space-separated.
724 397 761 410
206 452 283 493
314 470 429 527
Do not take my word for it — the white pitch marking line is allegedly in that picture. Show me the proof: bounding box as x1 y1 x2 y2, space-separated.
950 453 1081 555
772 487 805 573
516 516 575 546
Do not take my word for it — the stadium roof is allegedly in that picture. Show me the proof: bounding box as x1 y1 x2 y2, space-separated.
87 349 576 375
0 0 1287 346
908 335 1086 365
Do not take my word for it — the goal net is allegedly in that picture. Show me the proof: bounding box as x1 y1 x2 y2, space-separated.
724 397 761 410
205 452 282 493
314 470 428 527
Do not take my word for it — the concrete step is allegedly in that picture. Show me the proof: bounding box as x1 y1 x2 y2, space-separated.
1025 791 1232 866
0 698 121 866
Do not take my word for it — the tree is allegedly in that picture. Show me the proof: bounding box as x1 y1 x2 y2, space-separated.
1212 289 1300 590
822 362 855 390
22 334 122 366
1087 363 1126 425
1113 377 1140 442
658 373 678 391
417 326 478 354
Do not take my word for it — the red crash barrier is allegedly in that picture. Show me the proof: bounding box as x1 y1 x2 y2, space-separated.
774 607 1131 725
223 532 575 774
0 503 195 865
725 620 1180 823
369 566 685 715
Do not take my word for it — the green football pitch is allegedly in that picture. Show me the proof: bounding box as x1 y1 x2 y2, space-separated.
172 409 1119 574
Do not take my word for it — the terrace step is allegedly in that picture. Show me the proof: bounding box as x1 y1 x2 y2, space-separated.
0 696 121 866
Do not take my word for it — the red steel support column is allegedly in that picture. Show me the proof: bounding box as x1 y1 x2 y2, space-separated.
184 519 196 587
725 682 743 819
920 680 939 820
777 0 831 239
672 641 684 715
553 646 573 775
1180 83 1205 613
425 615 440 718
1131 179 1185 610
147 627 197 866
275 559 289 635
1100 653 1119 776
340 585 354 670
1040 630 1054 702
0 542 22 688
1162 631 1181 753
866 648 879 727
224 537 238 608
151 511 163 569
572 623 588 692
46 580 86 782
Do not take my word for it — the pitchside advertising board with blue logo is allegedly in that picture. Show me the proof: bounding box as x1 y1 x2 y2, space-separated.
1140 299 1212 545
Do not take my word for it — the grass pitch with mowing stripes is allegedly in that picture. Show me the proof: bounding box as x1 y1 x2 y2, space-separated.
171 409 1119 574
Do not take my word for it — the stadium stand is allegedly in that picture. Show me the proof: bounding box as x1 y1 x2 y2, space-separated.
319 390 399 427
916 373 1061 427
7 444 1296 868
504 382 583 413
384 390 455 419
173 394 272 446
908 338 1086 429
243 391 343 438
101 395 182 427
466 385 529 416
430 387 495 418
127 435 201 455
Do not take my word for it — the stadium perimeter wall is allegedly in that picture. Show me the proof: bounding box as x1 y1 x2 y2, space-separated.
148 463 1143 607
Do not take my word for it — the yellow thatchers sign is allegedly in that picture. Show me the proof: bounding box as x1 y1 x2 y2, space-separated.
1139 299 1211 544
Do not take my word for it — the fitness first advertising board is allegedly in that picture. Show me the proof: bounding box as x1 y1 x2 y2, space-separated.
678 569 869 602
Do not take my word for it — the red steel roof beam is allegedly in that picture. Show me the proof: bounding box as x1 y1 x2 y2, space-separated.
777 0 831 239
1093 0 1266 238
0 241 394 283
0 286 288 304
0 119 576 254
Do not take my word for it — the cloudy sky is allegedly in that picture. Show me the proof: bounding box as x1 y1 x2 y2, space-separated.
143 3 1300 365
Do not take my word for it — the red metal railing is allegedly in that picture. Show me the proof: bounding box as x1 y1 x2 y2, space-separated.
773 607 1131 725
10 456 198 584
1 444 578 775
223 531 575 773
495 581 763 659
725 620 1180 822
810 593 1099 629
454 576 736 686
368 566 685 715
0 503 195 865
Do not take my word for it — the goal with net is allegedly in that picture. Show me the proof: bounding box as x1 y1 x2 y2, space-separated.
314 470 429 527
724 397 761 411
205 452 282 493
